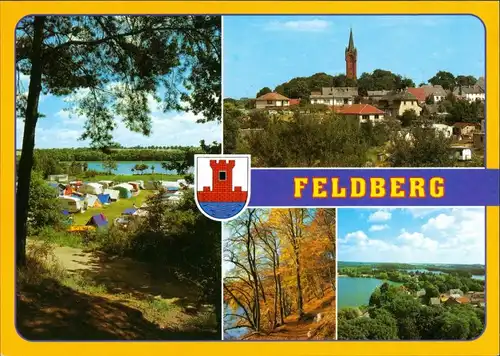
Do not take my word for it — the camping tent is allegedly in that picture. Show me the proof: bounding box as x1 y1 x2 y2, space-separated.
104 189 120 201
86 213 108 228
112 183 133 199
80 182 103 195
128 182 141 193
135 180 145 189
123 208 137 215
160 180 180 188
97 194 111 204
86 194 99 207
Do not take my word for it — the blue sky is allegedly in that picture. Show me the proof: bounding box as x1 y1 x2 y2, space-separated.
338 208 485 265
223 15 485 98
16 77 221 149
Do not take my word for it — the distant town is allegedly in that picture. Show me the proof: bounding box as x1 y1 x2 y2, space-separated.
224 29 485 168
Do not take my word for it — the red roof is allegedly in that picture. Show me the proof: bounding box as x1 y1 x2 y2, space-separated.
334 104 384 115
456 297 471 304
289 99 301 106
256 92 290 101
407 88 427 102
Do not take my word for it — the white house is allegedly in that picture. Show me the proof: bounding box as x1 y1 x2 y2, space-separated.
378 91 422 117
310 87 358 106
255 92 290 109
453 85 485 102
432 124 453 138
421 85 447 103
335 104 385 123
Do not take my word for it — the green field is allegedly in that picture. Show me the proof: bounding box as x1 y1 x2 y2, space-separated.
68 173 185 225
72 190 156 225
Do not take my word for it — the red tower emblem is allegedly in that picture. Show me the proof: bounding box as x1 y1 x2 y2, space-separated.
195 155 251 221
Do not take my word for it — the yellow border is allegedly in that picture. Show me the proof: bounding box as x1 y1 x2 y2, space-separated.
1 2 499 356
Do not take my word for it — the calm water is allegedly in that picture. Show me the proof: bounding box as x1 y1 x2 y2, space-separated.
338 276 402 309
86 161 193 175
472 275 485 281
224 304 249 339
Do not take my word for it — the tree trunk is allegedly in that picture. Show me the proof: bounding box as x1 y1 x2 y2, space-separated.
294 244 304 318
16 16 45 268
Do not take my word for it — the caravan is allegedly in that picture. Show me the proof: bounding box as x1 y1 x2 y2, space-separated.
58 196 85 213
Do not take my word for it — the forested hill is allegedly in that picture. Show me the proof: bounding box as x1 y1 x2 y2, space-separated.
253 70 480 100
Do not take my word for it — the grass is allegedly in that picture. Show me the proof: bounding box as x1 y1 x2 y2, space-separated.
72 190 155 225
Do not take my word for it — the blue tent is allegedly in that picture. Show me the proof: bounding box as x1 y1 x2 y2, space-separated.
86 214 108 228
167 187 179 191
62 210 70 216
123 208 137 215
97 194 111 204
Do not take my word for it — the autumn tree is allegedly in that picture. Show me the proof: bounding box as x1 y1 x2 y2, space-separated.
16 15 221 266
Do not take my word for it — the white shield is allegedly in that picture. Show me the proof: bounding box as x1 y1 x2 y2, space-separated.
194 154 251 221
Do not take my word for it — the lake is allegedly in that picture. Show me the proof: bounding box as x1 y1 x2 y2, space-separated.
223 304 249 339
86 161 193 175
338 276 402 309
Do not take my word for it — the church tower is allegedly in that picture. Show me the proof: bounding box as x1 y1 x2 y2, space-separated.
345 28 357 80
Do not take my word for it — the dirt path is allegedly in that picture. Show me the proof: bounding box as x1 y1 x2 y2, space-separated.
17 241 217 340
51 245 195 302
244 291 336 341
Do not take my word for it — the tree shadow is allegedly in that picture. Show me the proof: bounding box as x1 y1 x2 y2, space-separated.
16 278 218 341
64 250 199 304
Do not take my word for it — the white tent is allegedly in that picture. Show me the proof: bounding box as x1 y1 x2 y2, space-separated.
80 182 103 195
161 180 180 188
135 180 145 189
104 188 120 201
86 194 99 207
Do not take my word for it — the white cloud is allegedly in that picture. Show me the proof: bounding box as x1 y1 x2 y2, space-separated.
341 230 368 244
398 230 439 252
368 209 392 222
369 224 389 232
340 208 485 264
422 213 456 231
265 19 331 32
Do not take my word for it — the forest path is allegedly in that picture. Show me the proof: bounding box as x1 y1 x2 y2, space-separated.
245 289 336 340
17 240 216 340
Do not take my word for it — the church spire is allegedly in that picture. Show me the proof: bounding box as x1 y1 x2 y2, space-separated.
345 28 357 80
348 27 355 51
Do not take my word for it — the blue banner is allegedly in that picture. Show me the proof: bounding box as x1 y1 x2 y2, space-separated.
248 168 500 207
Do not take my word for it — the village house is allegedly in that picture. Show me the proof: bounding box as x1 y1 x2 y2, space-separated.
289 98 301 106
406 87 427 105
334 103 385 123
255 92 290 109
449 146 472 161
473 119 485 149
378 91 422 117
445 296 471 306
366 90 391 103
453 122 480 140
310 87 358 106
432 123 453 138
449 289 464 298
453 85 485 102
421 84 447 103
466 291 485 305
